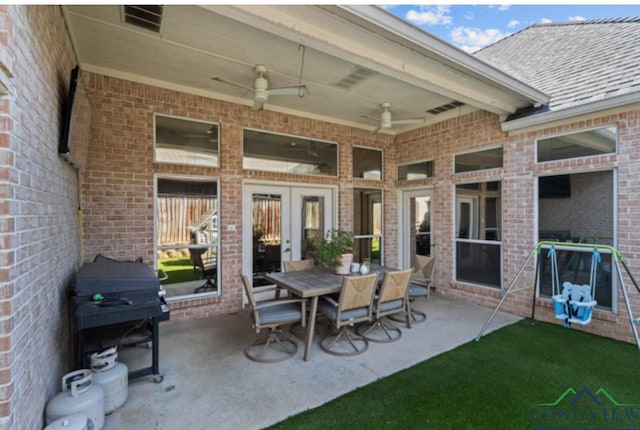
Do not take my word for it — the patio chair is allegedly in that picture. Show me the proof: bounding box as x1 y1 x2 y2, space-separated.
390 255 434 325
356 269 413 342
318 273 378 357
283 259 314 272
239 271 306 363
189 248 217 294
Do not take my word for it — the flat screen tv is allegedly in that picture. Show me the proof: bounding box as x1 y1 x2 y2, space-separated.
59 65 91 171
539 175 571 198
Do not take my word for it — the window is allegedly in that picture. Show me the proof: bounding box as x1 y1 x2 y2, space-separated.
353 188 382 265
537 171 615 310
154 114 219 167
155 176 219 300
353 146 382 180
537 126 617 162
243 129 338 176
398 160 433 181
455 181 502 288
455 147 503 173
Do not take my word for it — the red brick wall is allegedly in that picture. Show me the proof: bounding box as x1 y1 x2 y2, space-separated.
81 72 397 321
0 5 79 430
395 107 640 344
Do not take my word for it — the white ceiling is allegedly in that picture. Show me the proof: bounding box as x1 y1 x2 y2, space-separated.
62 5 548 135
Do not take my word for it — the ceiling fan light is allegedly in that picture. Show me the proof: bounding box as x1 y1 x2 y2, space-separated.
380 110 392 128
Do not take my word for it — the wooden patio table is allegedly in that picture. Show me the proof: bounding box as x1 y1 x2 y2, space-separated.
265 265 396 361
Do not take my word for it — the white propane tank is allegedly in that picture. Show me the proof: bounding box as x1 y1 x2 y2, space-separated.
44 414 93 430
45 370 105 430
90 347 128 414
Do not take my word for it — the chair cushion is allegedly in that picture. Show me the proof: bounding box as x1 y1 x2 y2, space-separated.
409 283 429 297
376 298 403 312
318 300 369 322
257 302 302 326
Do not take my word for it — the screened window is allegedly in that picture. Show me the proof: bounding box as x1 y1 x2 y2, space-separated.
243 129 337 176
155 177 219 300
455 181 502 288
353 188 383 266
398 160 433 180
455 147 503 173
537 126 617 162
154 114 219 167
353 147 382 180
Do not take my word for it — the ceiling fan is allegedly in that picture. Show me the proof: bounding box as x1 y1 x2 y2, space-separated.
212 64 309 111
369 102 425 134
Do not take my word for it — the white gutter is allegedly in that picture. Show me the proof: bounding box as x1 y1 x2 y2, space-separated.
501 91 640 132
327 5 550 106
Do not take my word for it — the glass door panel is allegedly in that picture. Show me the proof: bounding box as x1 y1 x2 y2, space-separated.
402 189 434 269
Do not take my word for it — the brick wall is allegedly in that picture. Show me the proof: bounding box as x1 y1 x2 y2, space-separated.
81 72 397 321
395 106 640 344
0 5 78 430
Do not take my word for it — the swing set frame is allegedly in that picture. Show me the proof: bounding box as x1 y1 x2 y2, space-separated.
476 241 640 350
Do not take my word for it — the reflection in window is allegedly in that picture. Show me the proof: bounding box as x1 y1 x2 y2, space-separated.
156 177 218 299
455 147 502 173
537 126 617 162
353 147 382 180
455 181 502 288
301 196 324 260
243 129 337 176
353 188 382 265
155 114 219 167
398 160 433 181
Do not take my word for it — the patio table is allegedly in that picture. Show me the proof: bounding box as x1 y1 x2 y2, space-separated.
265 265 395 361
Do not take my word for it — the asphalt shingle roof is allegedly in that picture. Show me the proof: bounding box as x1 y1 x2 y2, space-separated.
475 17 640 111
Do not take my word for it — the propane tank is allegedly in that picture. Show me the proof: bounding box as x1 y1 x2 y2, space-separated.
44 414 93 430
45 370 105 430
90 347 128 414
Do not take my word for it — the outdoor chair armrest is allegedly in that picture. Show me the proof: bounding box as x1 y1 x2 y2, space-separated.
321 295 339 307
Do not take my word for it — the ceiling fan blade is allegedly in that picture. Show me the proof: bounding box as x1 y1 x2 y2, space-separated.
211 76 254 92
371 124 382 134
268 85 309 96
391 117 425 125
252 98 265 111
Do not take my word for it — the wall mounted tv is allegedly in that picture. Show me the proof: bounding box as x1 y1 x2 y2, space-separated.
59 65 91 171
539 175 571 198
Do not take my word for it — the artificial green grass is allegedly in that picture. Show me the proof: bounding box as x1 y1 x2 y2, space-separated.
157 257 198 285
268 320 640 430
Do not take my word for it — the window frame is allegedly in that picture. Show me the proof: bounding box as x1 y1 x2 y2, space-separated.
154 173 221 302
535 124 618 163
352 145 383 180
454 145 503 174
397 158 434 181
153 113 220 168
242 127 339 177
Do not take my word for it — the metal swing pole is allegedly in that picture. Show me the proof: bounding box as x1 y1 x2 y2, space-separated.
475 247 536 341
613 253 640 351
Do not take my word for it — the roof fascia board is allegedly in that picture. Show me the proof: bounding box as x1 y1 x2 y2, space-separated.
501 91 640 132
205 5 540 116
323 5 549 106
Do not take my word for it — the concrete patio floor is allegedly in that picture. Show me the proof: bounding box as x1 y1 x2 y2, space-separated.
104 294 521 430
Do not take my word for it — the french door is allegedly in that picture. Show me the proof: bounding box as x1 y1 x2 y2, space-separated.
401 189 434 269
242 183 334 288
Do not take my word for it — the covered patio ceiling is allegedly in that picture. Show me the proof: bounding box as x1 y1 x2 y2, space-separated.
62 5 549 134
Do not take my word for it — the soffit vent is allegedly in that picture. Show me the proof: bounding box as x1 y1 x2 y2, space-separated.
426 101 465 115
123 5 164 33
332 66 378 90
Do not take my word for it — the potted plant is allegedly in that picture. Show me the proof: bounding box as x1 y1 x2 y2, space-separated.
313 228 355 275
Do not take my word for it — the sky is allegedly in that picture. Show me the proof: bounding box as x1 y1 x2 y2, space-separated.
383 4 640 53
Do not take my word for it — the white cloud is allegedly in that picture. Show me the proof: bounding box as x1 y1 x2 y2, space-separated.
405 6 452 26
464 11 474 21
540 18 553 24
489 5 511 11
450 26 510 52
569 16 587 22
507 19 520 29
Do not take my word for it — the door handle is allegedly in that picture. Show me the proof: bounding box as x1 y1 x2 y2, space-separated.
283 247 291 253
